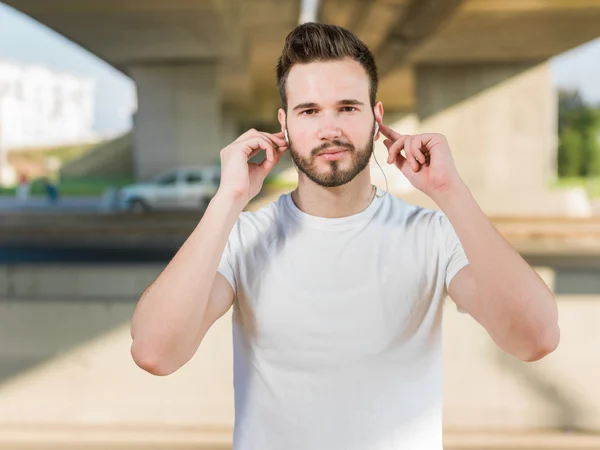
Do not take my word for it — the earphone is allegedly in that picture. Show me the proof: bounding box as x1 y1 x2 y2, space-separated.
284 124 377 143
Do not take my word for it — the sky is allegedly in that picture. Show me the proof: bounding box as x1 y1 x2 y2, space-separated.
0 3 135 137
1 2 599 137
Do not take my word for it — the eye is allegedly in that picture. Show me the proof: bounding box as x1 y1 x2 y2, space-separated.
341 106 357 112
301 109 317 115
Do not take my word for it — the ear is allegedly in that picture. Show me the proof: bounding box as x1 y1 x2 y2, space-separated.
373 101 384 140
278 108 286 134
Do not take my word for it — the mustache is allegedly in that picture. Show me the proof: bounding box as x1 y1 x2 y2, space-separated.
311 140 355 156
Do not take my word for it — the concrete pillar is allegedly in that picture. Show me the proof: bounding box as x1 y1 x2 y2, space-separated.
129 62 221 180
411 62 590 216
220 110 240 149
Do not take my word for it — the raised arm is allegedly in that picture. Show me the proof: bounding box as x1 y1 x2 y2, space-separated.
130 129 288 375
379 123 559 362
438 182 559 362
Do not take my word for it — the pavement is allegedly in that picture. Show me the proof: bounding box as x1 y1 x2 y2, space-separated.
0 426 599 450
443 431 600 449
0 195 103 213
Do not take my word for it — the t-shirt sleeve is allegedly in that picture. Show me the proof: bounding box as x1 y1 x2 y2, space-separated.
217 223 238 295
437 212 470 294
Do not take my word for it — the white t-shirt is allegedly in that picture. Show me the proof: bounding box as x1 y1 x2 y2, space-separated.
217 187 469 450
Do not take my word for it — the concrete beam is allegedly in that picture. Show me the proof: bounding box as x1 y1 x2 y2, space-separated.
2 0 245 68
376 0 465 76
410 0 600 63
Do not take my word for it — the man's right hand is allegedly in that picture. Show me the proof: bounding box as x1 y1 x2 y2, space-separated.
217 129 288 207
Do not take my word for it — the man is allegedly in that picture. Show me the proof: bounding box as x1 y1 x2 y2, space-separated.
130 23 560 450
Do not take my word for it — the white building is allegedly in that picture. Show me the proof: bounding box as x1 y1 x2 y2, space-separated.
0 60 96 185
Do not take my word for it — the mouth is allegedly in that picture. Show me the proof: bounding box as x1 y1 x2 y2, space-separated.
317 148 349 161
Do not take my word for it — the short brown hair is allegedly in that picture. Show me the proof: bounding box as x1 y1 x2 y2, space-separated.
276 23 379 111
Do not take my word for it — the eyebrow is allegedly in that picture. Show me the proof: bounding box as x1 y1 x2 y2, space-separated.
292 99 365 111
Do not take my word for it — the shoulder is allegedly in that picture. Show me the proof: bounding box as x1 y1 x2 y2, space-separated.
228 193 287 244
378 194 459 251
381 193 446 230
240 193 286 227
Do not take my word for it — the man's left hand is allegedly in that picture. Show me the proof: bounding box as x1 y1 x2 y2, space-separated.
379 123 464 199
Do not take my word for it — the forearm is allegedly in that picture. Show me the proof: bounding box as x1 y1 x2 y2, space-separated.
432 182 559 359
130 191 245 372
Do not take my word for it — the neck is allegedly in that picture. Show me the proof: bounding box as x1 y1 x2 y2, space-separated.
291 171 376 218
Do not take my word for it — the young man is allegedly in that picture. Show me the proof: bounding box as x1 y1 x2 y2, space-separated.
130 23 560 450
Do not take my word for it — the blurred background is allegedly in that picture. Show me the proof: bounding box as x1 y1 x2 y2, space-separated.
0 0 599 449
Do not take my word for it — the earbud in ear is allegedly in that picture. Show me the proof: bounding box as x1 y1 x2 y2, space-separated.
284 129 289 144
373 122 379 139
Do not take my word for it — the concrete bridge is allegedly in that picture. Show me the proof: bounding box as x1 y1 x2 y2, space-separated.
4 0 600 215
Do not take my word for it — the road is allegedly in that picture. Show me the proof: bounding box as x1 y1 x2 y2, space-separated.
0 195 103 213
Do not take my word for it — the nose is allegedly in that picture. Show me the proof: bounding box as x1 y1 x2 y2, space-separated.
316 116 342 141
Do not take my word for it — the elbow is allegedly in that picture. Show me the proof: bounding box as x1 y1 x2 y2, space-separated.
130 339 177 376
520 322 560 362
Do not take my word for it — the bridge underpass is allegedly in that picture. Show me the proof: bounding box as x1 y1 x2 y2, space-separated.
1 0 600 447
2 0 600 216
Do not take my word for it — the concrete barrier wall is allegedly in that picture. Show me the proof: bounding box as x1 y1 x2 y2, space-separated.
0 302 235 428
0 264 162 300
443 295 600 432
0 265 598 433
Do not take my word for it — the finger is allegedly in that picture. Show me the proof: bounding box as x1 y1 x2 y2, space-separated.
259 153 277 175
261 135 287 165
247 146 262 160
234 128 259 143
405 137 420 172
393 152 410 177
259 144 286 175
402 137 417 172
234 129 285 150
256 132 278 161
271 130 286 140
259 131 287 149
393 154 420 182
245 140 271 160
411 137 427 166
387 136 407 164
378 123 403 141
273 131 289 151
242 136 276 162
407 137 422 172
421 147 431 166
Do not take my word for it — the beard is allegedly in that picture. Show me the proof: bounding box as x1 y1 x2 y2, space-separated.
288 123 374 188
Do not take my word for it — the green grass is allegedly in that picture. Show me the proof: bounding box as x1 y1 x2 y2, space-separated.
264 176 298 190
8 142 98 166
552 176 600 198
0 177 135 197
2 140 133 196
0 175 294 197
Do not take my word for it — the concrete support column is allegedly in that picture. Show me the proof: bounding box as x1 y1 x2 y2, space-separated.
129 62 221 180
412 62 590 216
220 110 241 149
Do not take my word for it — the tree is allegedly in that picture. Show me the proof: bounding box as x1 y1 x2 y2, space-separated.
558 127 582 177
557 89 600 177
